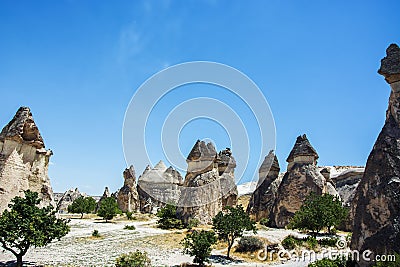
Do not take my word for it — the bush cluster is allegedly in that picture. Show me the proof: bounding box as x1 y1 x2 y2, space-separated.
236 236 264 252
92 229 100 237
187 218 200 229
126 211 135 220
124 225 136 230
319 237 339 247
259 218 269 227
115 250 151 267
156 204 184 230
281 235 303 249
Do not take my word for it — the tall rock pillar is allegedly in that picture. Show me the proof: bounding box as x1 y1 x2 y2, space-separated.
351 44 400 261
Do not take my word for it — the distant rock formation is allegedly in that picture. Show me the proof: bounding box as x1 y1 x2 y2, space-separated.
177 140 238 224
96 186 112 211
328 166 364 231
56 188 87 212
351 44 400 260
117 165 139 212
270 134 339 228
247 150 282 222
0 107 54 212
137 161 183 213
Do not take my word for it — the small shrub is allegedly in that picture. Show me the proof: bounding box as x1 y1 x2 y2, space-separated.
319 237 339 247
126 212 133 220
259 218 269 226
308 256 350 267
115 250 151 267
187 218 200 229
281 235 302 250
92 229 100 237
305 236 318 250
236 236 264 252
124 225 136 230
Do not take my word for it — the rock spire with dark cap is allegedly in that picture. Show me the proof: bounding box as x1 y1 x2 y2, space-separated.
270 134 339 227
351 44 400 263
286 134 318 163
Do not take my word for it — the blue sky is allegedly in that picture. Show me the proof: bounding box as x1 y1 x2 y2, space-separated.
0 1 399 195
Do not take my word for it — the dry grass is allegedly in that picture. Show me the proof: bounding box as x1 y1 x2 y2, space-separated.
237 194 251 208
139 231 187 249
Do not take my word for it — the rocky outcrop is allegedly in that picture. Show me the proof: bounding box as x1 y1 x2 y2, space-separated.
56 188 87 212
270 134 339 228
247 150 282 222
117 165 139 212
177 140 238 224
0 107 54 212
318 166 364 231
330 167 364 207
351 44 400 260
137 161 183 213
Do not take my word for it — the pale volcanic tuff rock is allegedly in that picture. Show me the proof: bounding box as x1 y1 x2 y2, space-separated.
137 161 183 213
351 44 400 261
177 140 238 225
0 107 54 212
270 134 339 228
116 165 139 212
247 150 282 222
56 188 87 212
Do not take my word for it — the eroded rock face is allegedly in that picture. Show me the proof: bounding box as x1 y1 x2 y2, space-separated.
117 165 140 212
137 161 183 213
0 107 54 212
270 134 339 228
56 188 87 212
326 167 363 231
351 44 400 260
177 140 238 225
247 150 282 222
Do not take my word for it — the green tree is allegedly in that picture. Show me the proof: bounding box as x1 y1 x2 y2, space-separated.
67 196 96 219
97 197 120 222
288 193 348 237
181 230 217 266
156 204 184 229
212 205 257 259
0 190 70 267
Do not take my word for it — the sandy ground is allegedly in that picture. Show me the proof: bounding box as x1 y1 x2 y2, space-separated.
0 217 312 267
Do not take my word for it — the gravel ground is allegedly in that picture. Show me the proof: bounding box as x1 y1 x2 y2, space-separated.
0 218 312 267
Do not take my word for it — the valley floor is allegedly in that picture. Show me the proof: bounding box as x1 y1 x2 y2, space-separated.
0 215 312 267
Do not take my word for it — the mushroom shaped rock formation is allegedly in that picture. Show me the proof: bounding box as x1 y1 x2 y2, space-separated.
0 107 55 212
270 134 339 228
247 150 282 222
351 44 400 262
137 161 183 213
177 140 238 225
117 165 140 212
